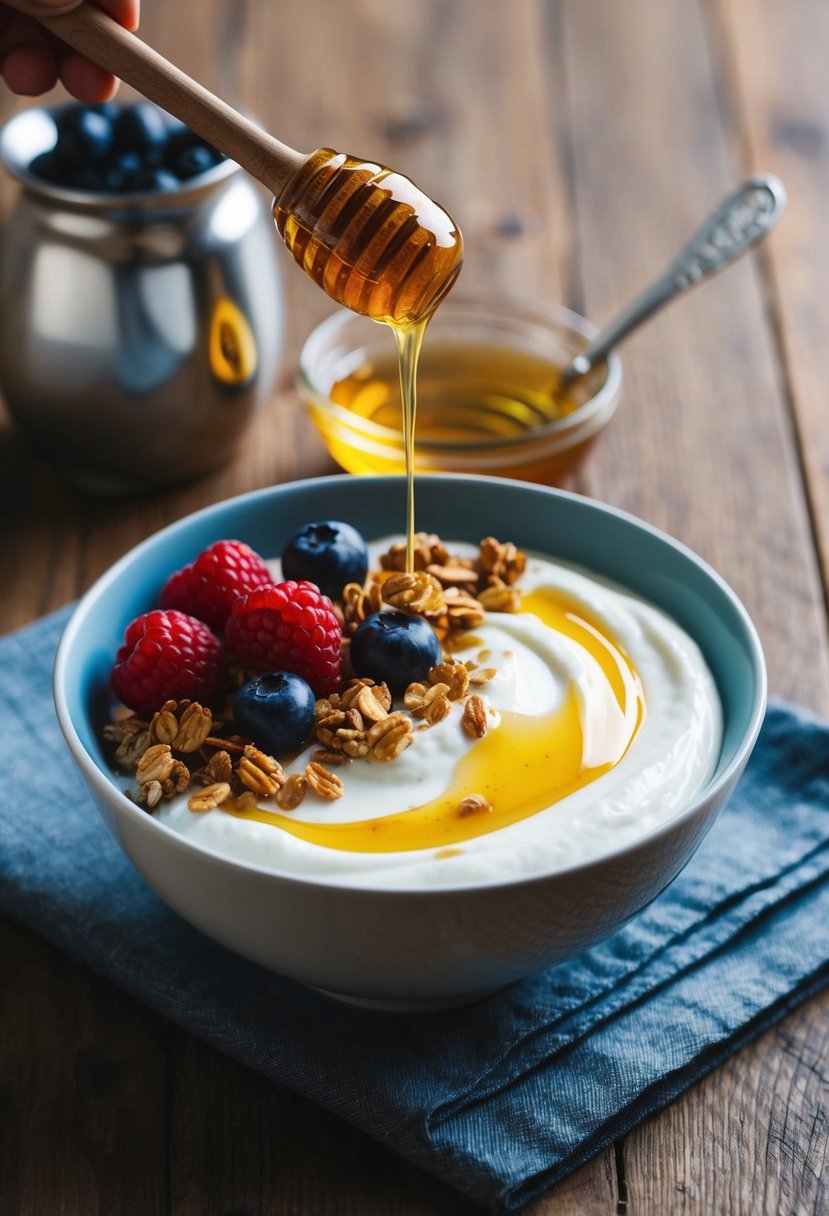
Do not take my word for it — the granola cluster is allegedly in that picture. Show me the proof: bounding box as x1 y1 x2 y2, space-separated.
103 698 319 813
312 652 495 765
340 533 526 641
104 533 525 820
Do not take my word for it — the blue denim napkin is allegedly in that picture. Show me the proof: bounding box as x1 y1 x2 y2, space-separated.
2 607 829 1212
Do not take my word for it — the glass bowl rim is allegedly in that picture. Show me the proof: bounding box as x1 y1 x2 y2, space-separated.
298 291 623 455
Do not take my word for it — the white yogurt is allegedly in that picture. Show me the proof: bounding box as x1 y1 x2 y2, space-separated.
156 543 723 889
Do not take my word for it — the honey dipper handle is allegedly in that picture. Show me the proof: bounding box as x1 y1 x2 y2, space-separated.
39 1 307 196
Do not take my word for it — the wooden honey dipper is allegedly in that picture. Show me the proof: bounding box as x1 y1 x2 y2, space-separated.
38 2 464 326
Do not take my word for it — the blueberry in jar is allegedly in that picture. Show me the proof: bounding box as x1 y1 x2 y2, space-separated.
164 125 223 178
54 106 114 166
102 150 143 192
29 151 61 182
176 143 219 178
113 102 168 155
136 167 180 193
65 164 109 191
28 101 226 194
91 101 121 123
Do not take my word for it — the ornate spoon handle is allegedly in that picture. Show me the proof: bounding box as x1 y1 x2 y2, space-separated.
560 174 787 387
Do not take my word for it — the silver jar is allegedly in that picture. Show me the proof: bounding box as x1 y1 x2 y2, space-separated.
0 105 284 493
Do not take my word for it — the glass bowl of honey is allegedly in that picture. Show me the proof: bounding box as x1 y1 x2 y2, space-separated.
298 292 622 484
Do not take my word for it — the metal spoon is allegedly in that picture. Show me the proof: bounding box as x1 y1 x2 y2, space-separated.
559 174 787 389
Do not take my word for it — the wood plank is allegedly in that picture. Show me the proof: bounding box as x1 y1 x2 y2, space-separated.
712 0 829 606
623 1000 829 1214
527 1155 620 1215
169 1035 488 1216
167 1033 619 1216
617 2 829 1212
236 0 569 310
558 0 829 1211
164 1025 621 1216
0 66 173 1216
0 920 168 1216
0 84 88 626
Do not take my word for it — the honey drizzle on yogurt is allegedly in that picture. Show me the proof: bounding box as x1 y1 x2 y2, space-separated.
223 588 645 853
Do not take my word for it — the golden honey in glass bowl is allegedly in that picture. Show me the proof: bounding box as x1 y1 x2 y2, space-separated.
299 293 622 485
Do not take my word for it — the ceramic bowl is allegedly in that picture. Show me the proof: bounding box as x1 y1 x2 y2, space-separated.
298 293 622 484
54 475 766 1009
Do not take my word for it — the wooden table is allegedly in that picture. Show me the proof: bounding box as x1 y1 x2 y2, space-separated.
2 2 828 1211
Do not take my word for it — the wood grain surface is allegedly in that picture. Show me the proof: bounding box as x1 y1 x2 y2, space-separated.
1 1 828 1212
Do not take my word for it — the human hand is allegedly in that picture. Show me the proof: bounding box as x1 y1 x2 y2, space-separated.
1 0 139 100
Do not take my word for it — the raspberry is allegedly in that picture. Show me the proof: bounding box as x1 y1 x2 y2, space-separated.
225 580 342 696
159 539 271 633
111 609 227 716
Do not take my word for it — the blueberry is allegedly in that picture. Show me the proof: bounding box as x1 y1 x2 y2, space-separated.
54 106 114 165
350 611 441 695
135 167 180 193
114 102 168 154
163 117 190 137
175 144 219 178
165 128 223 178
91 101 121 123
143 144 167 169
281 521 369 601
233 672 316 755
102 150 143 192
65 164 108 191
29 152 61 182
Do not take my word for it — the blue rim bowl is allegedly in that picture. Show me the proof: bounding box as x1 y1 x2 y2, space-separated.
53 474 766 1007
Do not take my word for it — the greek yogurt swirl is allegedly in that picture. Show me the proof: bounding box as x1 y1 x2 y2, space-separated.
157 543 722 889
